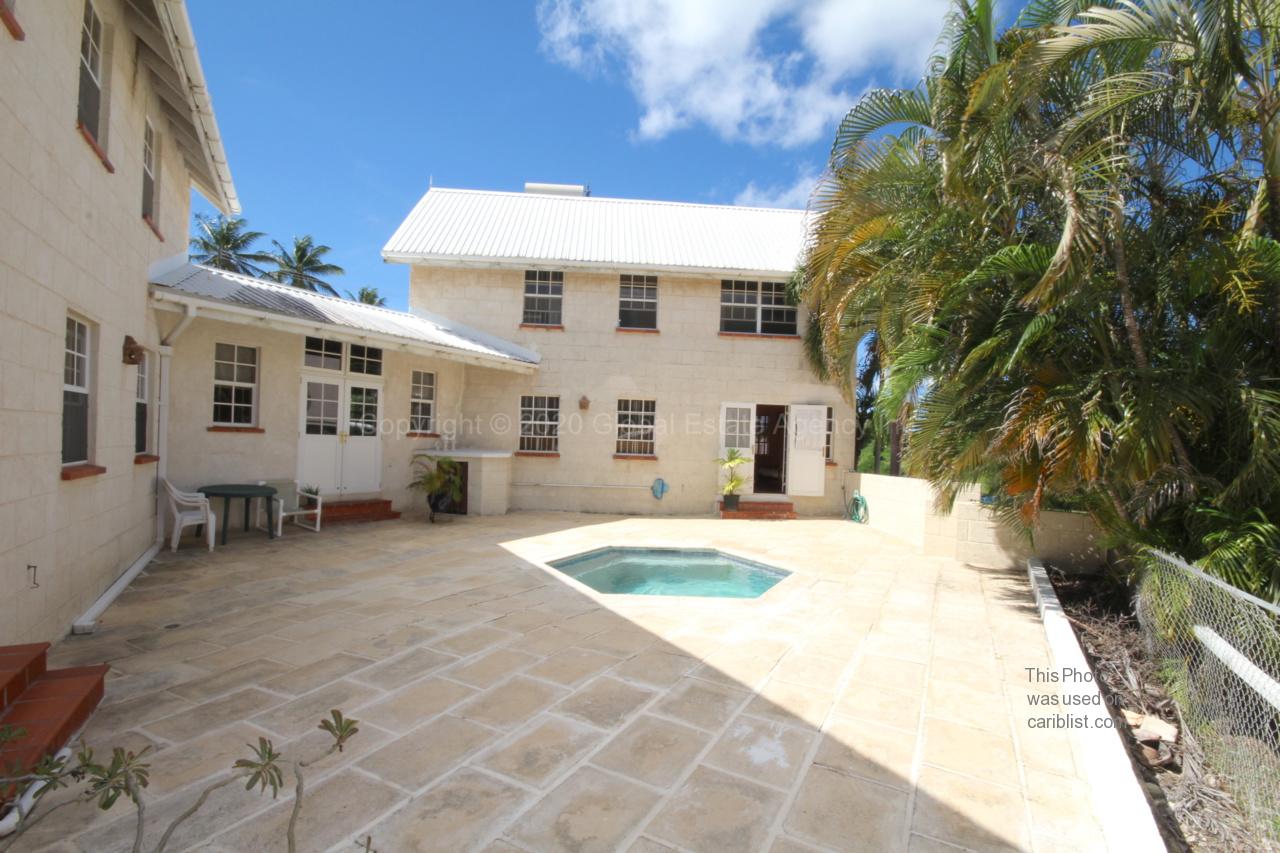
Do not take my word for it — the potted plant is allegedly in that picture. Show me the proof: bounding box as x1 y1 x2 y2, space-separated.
299 484 320 509
409 454 463 522
716 448 751 510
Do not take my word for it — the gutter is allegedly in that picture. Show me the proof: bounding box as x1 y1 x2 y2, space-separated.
380 251 798 281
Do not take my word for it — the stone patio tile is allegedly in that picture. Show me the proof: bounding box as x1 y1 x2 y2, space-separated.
629 838 681 853
351 647 456 690
431 625 514 656
343 623 439 660
912 765 1028 852
770 652 850 690
211 768 403 853
813 714 916 790
489 607 562 633
102 662 211 704
852 654 927 692
922 718 1020 786
784 764 909 850
506 765 661 853
480 716 607 787
834 682 923 732
528 647 619 686
372 768 529 851
770 836 827 853
743 680 832 729
906 833 970 853
704 715 814 790
516 624 592 655
188 637 302 671
592 714 710 788
448 648 542 688
578 627 662 658
553 677 654 729
260 652 374 695
250 679 372 738
169 658 291 702
107 639 223 675
83 690 195 737
456 676 569 730
357 676 476 732
653 677 748 731
145 722 270 796
1023 767 1107 845
646 765 785 852
926 676 1011 734
359 714 498 789
144 688 281 742
609 650 699 689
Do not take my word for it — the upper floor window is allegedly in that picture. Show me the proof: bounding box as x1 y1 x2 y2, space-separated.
63 316 92 465
523 270 563 326
410 370 436 433
304 336 343 370
720 280 797 336
619 274 657 329
519 395 559 453
349 344 382 375
141 118 158 221
213 343 258 425
77 1 104 142
135 353 149 453
616 399 656 456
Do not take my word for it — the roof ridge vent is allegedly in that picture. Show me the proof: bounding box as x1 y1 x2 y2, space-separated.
524 182 589 197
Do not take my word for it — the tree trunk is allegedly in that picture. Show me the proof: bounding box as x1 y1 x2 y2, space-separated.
888 421 902 477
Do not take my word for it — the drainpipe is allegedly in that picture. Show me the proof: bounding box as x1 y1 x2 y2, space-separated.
0 748 73 836
71 304 192 634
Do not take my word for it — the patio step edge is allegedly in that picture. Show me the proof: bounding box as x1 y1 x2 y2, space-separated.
0 663 107 787
0 644 49 715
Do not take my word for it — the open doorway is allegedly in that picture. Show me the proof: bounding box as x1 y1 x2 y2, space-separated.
754 404 787 494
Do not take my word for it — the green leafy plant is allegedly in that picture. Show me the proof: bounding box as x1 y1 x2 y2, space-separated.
299 484 320 509
408 454 463 522
0 710 359 853
715 448 752 498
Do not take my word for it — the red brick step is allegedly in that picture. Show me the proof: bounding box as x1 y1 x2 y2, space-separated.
720 500 798 520
0 643 49 712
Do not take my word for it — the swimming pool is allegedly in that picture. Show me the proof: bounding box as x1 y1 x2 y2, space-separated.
548 547 790 598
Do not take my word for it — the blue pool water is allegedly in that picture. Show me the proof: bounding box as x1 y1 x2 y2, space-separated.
549 547 789 598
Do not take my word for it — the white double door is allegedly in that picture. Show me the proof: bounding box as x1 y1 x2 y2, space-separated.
719 402 827 497
298 374 382 496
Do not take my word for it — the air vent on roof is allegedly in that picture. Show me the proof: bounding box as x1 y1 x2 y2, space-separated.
524 182 589 197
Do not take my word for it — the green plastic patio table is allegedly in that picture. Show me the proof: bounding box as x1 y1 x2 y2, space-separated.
198 483 276 546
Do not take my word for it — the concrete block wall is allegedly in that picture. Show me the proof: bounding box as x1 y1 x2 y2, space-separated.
411 265 857 516
0 0 204 643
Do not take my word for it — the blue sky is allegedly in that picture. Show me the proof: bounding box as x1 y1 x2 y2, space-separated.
189 0 947 310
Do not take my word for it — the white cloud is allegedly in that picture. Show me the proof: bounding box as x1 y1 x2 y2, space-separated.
735 167 821 209
537 0 947 147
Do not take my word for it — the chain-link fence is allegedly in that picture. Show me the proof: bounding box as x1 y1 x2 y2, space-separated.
1135 550 1280 842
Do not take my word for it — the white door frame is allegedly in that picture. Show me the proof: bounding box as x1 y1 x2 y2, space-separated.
785 404 827 497
339 378 384 496
719 402 756 497
297 372 383 497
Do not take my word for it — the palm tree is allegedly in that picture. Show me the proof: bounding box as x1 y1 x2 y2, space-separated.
188 214 273 277
267 236 344 296
346 286 387 306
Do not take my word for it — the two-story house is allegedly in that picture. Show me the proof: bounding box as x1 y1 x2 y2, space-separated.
0 0 238 644
382 183 856 517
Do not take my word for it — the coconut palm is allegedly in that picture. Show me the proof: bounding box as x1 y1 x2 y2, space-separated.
188 214 273 277
267 236 344 296
346 287 387 306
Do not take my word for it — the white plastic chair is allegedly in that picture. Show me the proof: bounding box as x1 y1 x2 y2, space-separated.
255 480 323 536
162 479 216 552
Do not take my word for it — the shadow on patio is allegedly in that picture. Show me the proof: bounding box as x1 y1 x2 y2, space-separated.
8 512 1103 852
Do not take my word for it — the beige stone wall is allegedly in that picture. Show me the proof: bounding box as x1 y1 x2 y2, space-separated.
0 0 205 644
163 315 470 515
410 265 857 516
854 473 1104 571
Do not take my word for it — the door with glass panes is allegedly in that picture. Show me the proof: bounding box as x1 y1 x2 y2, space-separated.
296 336 384 496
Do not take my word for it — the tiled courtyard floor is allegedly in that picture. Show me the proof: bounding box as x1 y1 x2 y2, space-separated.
17 513 1107 852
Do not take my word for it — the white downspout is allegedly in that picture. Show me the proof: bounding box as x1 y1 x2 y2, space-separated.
71 305 192 634
0 748 73 836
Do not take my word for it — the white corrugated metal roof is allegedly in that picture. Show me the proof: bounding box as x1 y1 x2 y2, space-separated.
149 263 539 371
382 188 808 277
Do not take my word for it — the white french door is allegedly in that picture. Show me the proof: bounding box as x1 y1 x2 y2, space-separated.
785 404 827 497
719 402 756 494
298 376 383 496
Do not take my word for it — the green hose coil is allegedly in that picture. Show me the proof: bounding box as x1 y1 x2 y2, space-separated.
847 491 868 523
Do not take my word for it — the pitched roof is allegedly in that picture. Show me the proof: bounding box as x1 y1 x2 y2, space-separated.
382 187 808 277
149 263 539 371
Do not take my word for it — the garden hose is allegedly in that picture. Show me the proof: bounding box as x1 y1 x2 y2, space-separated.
848 491 868 523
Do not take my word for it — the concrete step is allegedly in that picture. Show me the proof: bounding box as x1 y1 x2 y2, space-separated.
0 660 107 782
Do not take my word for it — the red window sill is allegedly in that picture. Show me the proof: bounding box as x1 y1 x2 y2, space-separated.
519 323 564 331
207 425 265 433
62 464 106 481
76 122 114 173
515 451 559 458
134 454 160 465
142 214 164 242
616 327 659 334
717 331 800 340
405 432 441 438
614 454 658 461
826 460 838 467
1 6 24 39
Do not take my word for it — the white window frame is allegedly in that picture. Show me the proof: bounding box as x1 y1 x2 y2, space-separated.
77 0 104 140
410 370 436 433
349 344 383 376
618 274 657 330
523 270 563 326
135 352 149 454
722 404 753 452
141 117 158 221
63 315 91 465
212 342 259 426
615 399 656 456
720 279 797 335
304 336 343 371
519 395 559 453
